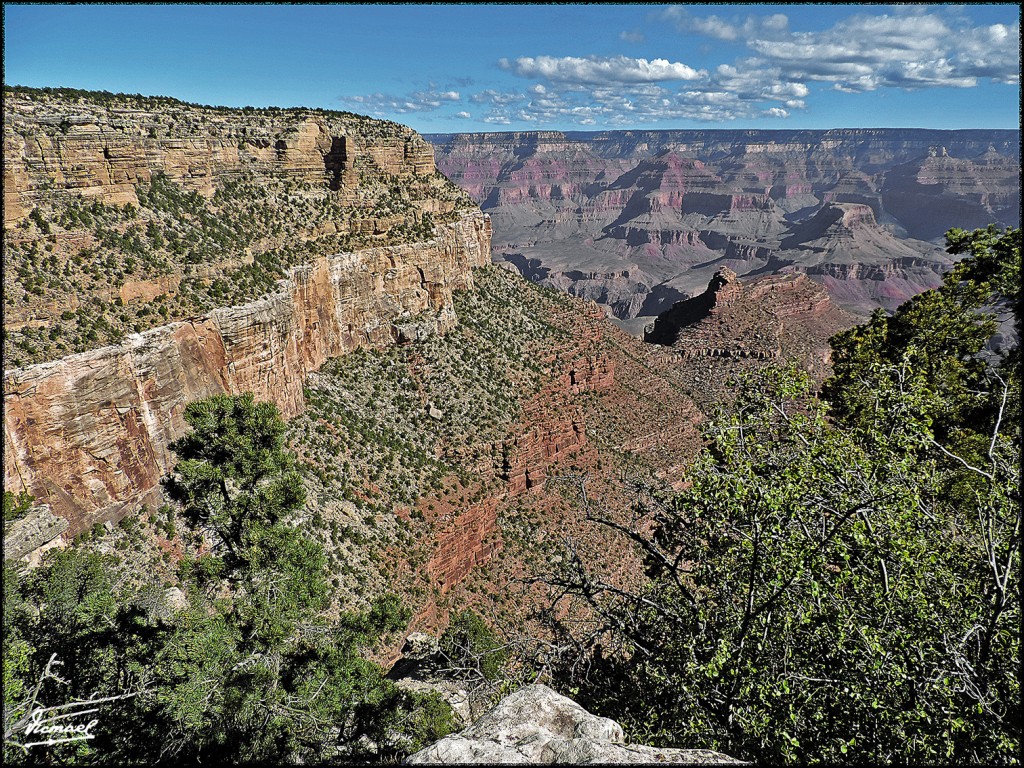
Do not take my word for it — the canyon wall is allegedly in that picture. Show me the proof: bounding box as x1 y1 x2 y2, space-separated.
3 211 491 541
4 94 436 226
427 128 1020 325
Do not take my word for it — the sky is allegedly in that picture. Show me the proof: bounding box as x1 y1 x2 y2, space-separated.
3 3 1020 133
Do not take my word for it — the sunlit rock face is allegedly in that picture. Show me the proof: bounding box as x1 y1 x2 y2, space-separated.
2 212 490 542
3 88 492 551
405 683 745 764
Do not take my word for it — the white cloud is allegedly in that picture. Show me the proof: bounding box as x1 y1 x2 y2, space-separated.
340 8 1015 129
489 77 805 127
684 9 1019 91
619 29 646 44
469 89 524 106
339 87 462 114
956 22 1021 84
500 55 704 84
662 7 790 42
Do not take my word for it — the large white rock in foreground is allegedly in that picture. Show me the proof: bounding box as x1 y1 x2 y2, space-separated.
405 683 743 764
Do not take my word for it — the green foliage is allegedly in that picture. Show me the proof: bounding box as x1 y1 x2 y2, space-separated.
3 491 34 522
4 394 455 763
825 226 1020 444
553 228 1020 764
167 393 306 566
440 609 509 682
156 393 453 762
3 550 159 764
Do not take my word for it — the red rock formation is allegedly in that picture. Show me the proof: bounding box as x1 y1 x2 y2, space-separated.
3 212 491 540
502 415 587 495
426 499 502 595
428 129 1018 321
646 266 855 371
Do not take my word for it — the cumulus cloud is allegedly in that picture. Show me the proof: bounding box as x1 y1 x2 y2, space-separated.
339 8 1015 129
500 55 704 84
469 89 524 106
711 64 809 104
955 22 1021 83
479 78 804 127
684 8 1019 90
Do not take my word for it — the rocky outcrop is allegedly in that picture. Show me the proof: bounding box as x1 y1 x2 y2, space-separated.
428 128 1019 323
502 331 615 494
502 415 587 494
405 684 743 764
415 308 617 606
646 267 855 378
2 504 68 561
3 93 436 226
2 212 491 543
427 499 502 595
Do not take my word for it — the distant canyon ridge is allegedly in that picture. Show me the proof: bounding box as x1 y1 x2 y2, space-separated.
427 129 1020 333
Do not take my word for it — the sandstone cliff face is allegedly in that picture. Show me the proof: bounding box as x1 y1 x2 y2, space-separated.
4 94 435 226
4 89 476 371
3 211 491 542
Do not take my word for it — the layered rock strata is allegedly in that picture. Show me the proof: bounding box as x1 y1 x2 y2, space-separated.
3 211 491 542
428 129 1019 322
4 93 435 226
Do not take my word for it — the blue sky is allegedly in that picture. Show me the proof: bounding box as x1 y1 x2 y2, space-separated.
3 4 1020 132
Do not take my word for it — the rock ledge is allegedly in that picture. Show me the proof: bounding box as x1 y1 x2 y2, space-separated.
405 684 743 764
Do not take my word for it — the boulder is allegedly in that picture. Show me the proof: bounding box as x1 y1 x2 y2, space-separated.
405 683 743 764
2 504 69 561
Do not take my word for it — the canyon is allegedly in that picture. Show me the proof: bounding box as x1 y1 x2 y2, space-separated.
7 88 1010 765
427 128 1020 331
2 86 484 549
2 90 713 631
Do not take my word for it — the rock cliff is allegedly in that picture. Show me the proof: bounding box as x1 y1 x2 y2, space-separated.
4 89 436 226
2 86 490 549
4 86 476 369
428 128 1019 325
3 212 490 542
